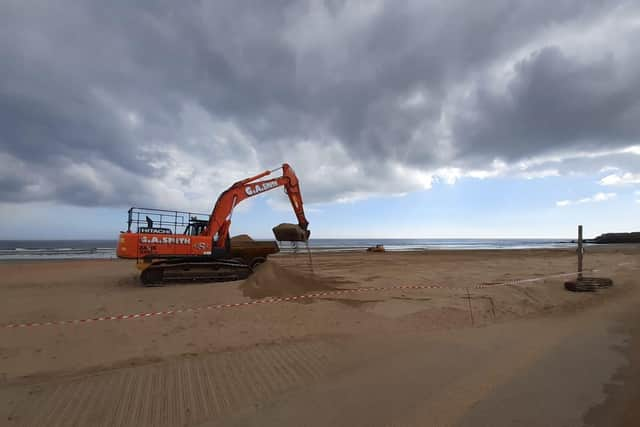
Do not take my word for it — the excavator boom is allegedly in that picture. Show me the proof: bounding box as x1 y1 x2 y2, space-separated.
205 163 309 248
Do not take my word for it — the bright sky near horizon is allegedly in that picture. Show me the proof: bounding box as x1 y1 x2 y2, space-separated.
1 1 639 240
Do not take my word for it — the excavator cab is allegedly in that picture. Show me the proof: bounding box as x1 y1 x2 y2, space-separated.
183 218 208 236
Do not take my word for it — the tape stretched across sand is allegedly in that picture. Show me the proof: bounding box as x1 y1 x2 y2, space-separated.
1 267 614 330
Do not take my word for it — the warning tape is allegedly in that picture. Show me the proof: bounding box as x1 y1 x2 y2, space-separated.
1 264 633 330
0 285 439 329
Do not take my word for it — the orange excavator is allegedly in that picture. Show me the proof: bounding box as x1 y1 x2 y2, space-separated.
117 163 310 285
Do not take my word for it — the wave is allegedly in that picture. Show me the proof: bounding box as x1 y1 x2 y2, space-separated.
0 238 576 260
0 247 116 260
279 239 575 252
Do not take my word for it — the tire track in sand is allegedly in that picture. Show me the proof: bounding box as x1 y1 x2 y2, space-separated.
5 339 341 427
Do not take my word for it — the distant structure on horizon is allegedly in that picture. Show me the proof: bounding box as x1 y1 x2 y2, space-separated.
589 232 640 244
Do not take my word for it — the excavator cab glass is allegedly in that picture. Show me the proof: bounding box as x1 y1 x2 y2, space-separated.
183 219 208 236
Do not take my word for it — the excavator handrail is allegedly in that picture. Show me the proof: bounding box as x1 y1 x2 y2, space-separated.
125 207 210 234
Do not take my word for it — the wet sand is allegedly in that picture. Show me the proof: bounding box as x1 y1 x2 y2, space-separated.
0 246 638 425
584 298 640 427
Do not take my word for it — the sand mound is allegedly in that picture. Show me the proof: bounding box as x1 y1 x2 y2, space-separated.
230 234 254 243
240 261 336 299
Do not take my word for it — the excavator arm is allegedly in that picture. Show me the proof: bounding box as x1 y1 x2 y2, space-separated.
205 163 309 248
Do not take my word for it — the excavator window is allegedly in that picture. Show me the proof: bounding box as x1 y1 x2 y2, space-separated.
184 220 208 236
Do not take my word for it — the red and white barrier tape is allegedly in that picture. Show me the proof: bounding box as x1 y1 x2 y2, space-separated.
0 266 623 330
1 285 438 329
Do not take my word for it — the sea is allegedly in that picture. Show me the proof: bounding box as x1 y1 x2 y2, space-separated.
0 238 576 261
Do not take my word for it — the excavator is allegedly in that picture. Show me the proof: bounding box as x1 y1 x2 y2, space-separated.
117 163 310 285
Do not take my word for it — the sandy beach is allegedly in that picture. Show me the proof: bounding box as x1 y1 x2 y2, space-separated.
1 246 639 426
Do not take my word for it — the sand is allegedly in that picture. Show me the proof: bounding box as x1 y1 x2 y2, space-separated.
239 261 337 299
0 246 639 426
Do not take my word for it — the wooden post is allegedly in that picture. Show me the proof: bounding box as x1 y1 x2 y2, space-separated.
578 225 584 278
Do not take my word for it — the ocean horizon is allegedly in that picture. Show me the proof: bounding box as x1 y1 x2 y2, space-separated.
0 238 578 260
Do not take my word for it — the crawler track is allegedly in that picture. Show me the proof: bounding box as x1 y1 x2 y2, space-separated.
140 259 252 286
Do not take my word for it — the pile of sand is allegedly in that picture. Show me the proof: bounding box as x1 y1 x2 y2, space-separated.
240 261 336 299
231 234 254 243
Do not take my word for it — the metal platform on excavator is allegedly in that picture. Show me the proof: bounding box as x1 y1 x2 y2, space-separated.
126 206 211 236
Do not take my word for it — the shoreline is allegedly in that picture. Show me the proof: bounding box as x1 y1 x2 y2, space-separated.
2 242 639 264
0 238 588 262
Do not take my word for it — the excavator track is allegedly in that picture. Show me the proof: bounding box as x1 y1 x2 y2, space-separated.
140 258 252 286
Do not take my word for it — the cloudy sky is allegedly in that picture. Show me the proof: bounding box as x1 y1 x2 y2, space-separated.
1 0 639 240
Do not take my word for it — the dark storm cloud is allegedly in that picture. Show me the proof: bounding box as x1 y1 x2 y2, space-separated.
452 45 640 165
1 0 639 206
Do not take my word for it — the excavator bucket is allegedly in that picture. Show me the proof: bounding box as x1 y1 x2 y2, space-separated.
272 223 309 242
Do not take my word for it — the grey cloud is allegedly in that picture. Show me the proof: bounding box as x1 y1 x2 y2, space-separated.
1 0 639 207
453 45 640 166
